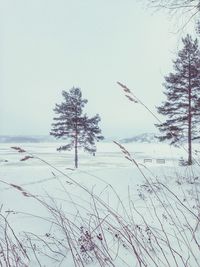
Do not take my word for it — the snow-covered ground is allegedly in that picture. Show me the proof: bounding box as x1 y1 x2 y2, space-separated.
1 142 200 266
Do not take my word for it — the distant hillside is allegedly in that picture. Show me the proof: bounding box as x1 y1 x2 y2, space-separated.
0 135 56 143
120 133 158 143
0 134 159 144
0 135 114 143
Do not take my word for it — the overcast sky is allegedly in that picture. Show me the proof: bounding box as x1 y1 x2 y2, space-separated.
0 0 197 138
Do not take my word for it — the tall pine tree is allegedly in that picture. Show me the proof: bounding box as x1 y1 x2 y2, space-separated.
50 87 104 168
156 34 200 165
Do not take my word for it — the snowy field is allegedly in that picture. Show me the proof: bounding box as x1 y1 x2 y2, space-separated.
1 142 200 266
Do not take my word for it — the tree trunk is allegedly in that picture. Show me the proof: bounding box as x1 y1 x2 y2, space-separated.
75 136 78 168
74 113 78 168
74 122 78 168
188 105 192 165
188 57 192 165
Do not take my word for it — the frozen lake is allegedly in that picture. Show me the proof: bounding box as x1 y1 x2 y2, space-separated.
0 141 187 168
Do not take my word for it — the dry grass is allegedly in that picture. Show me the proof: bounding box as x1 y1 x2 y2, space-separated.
1 144 200 266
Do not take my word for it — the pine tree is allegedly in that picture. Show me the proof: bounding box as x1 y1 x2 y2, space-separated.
50 87 104 168
156 34 200 165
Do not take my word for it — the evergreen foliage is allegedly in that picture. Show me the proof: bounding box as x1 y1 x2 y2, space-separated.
50 87 104 168
156 34 200 165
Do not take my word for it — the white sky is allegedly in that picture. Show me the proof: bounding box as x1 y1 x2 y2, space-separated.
0 0 198 138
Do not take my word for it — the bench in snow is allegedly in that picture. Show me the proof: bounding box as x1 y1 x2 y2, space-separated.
156 159 165 164
144 159 152 163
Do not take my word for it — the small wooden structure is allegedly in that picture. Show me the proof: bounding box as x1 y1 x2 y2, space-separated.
156 159 165 164
144 158 153 163
143 158 166 164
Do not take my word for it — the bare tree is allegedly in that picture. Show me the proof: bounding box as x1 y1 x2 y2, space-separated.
147 0 199 12
145 0 200 32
